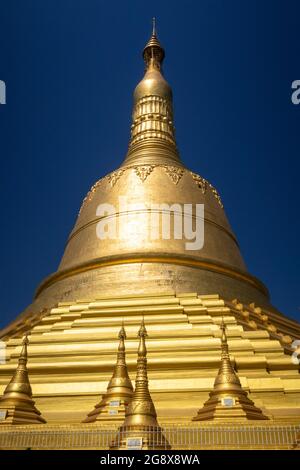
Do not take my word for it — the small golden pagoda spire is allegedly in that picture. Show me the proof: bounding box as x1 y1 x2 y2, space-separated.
110 318 171 450
0 335 46 425
83 324 133 423
120 318 157 427
123 20 181 166
143 17 165 71
192 319 269 421
214 318 243 391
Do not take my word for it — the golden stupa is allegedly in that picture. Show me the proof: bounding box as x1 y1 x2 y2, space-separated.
0 21 299 449
110 319 170 450
192 319 268 421
82 324 133 423
0 335 46 425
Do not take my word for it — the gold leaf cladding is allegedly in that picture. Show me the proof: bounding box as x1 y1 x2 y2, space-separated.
106 169 125 187
126 398 157 418
163 165 184 184
79 165 223 216
134 165 155 182
215 373 238 384
190 172 207 194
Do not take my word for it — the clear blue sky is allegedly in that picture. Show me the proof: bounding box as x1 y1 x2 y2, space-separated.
0 0 299 328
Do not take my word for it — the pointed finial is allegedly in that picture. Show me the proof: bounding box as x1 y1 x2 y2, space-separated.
137 317 147 358
19 334 29 365
119 322 126 340
138 316 147 338
22 334 29 345
143 20 165 70
152 17 156 36
117 323 126 355
220 317 227 343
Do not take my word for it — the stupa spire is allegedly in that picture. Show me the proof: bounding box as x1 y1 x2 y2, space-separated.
214 318 242 390
143 17 165 72
0 335 46 425
122 317 157 426
192 319 269 421
123 20 181 166
83 324 133 423
110 318 170 450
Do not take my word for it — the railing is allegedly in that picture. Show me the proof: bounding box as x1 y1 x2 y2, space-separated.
0 424 299 449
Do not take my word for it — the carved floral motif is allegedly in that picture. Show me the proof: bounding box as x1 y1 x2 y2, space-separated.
190 172 207 194
78 178 104 215
190 171 224 208
208 183 224 209
134 165 155 182
79 165 224 215
163 165 184 184
106 169 125 187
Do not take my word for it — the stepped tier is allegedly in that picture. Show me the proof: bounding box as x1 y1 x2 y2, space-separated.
0 292 299 425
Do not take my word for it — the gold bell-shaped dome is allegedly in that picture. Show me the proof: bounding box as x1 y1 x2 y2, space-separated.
1 21 270 337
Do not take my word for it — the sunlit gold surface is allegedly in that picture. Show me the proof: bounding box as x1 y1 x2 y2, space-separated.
0 292 299 426
0 22 276 339
0 336 46 425
83 325 133 423
0 24 299 449
193 319 268 421
110 319 170 450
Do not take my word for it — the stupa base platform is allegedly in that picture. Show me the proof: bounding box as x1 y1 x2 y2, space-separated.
1 292 300 425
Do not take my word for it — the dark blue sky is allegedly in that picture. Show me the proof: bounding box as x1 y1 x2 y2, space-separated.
0 0 299 329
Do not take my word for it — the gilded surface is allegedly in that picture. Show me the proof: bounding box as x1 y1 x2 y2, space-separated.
0 335 46 425
0 292 299 426
0 23 299 449
193 320 268 421
110 318 170 449
82 325 133 423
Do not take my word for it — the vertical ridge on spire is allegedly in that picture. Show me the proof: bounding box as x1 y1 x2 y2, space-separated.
83 325 133 423
192 319 269 421
0 335 46 425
